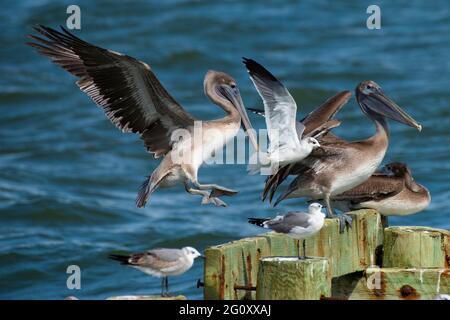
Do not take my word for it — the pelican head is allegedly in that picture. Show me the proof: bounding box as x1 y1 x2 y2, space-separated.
204 71 258 149
356 80 422 131
383 162 411 177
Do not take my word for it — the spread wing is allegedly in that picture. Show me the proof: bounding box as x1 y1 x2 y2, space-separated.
27 25 196 158
301 90 351 137
243 58 301 152
246 90 350 143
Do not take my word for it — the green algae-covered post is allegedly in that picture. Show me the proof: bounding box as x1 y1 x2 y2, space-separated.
203 236 270 300
347 267 450 300
204 209 383 300
383 227 449 268
256 257 331 300
203 209 449 300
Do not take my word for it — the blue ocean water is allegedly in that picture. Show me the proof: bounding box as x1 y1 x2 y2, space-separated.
0 0 449 299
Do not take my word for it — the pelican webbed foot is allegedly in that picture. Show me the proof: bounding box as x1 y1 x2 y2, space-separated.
189 181 237 207
185 185 228 207
338 213 353 233
209 186 238 198
323 194 351 233
195 182 238 196
201 195 227 207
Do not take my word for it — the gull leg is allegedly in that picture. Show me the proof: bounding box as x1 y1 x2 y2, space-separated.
165 277 172 297
297 240 300 259
161 277 165 297
303 239 306 259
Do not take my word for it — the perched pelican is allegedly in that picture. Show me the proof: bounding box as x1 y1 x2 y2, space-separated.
243 58 322 175
109 247 203 297
329 162 431 217
27 25 257 207
272 80 422 232
248 203 325 259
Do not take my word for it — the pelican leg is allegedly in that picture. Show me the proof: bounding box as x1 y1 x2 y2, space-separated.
324 193 336 218
324 194 349 233
184 183 227 207
193 181 238 197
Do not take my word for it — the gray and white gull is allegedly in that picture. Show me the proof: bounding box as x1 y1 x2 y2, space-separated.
109 246 203 296
248 203 325 259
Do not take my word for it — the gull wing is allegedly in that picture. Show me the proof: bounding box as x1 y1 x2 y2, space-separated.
243 58 301 152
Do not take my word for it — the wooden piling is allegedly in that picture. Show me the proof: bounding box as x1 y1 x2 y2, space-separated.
346 267 450 300
204 209 383 299
203 209 449 300
256 257 331 300
383 227 450 268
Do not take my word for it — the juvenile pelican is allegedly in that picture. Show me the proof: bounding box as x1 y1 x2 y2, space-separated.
27 25 257 207
243 58 322 175
109 247 203 297
248 203 325 259
272 81 422 231
329 162 431 217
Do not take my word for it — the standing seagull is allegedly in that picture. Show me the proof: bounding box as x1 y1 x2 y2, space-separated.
109 247 203 297
243 58 322 175
270 81 422 232
27 26 258 207
248 203 325 259
329 162 431 218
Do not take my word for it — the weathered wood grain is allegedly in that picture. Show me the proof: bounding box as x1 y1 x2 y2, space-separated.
347 267 450 300
383 226 450 268
204 209 383 300
256 257 331 300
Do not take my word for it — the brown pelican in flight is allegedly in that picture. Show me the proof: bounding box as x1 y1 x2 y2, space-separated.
271 80 422 231
329 162 430 218
27 25 257 207
242 58 322 175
